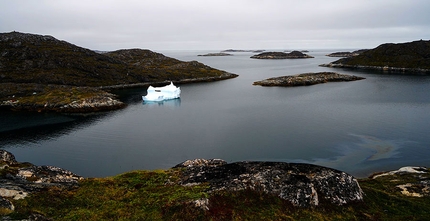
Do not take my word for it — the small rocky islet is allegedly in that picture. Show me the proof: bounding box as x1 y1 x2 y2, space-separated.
251 50 314 59
253 72 365 87
198 52 233 56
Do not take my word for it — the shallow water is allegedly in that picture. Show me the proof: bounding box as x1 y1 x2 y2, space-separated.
1 50 430 178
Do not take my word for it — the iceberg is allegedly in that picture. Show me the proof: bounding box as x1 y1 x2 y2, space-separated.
142 82 181 102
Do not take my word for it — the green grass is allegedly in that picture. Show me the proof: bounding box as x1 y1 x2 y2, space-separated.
5 169 429 220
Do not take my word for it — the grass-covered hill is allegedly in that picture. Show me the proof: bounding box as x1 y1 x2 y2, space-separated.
323 40 430 73
0 32 237 112
0 32 235 87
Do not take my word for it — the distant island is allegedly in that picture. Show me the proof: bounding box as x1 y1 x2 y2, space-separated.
221 49 265 53
321 40 430 73
253 72 365 86
326 49 368 57
198 52 233 56
251 51 314 59
0 32 238 112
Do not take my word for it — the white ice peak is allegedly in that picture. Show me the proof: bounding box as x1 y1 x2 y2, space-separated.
142 82 181 102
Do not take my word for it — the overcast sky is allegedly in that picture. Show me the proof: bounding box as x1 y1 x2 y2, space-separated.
1 0 429 51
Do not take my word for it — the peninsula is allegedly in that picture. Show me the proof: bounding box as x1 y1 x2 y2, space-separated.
253 72 365 86
251 50 314 59
0 32 238 112
321 40 430 73
1 150 429 220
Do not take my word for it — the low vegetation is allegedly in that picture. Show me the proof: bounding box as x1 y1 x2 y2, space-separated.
4 168 429 220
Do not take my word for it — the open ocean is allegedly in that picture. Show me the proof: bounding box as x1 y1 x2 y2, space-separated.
1 49 430 178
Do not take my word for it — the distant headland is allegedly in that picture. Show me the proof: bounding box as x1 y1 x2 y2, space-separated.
321 40 430 73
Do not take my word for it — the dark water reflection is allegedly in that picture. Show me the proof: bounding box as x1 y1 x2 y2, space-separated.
1 50 430 178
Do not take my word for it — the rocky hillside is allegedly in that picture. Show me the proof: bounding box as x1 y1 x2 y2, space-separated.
0 32 237 112
321 40 430 73
0 32 236 87
1 152 429 220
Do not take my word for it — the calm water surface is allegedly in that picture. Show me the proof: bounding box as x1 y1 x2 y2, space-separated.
1 50 430 178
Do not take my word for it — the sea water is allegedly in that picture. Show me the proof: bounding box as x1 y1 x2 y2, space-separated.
1 50 430 178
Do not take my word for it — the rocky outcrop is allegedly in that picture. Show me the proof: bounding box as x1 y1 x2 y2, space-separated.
253 72 365 87
0 150 82 214
251 51 313 59
174 159 364 207
198 53 232 56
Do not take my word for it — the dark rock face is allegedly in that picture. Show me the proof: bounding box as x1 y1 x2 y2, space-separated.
174 159 364 207
251 51 313 59
253 72 365 87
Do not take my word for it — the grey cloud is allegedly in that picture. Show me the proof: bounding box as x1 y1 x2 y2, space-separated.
1 0 429 50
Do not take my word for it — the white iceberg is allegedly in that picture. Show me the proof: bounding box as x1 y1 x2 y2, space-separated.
142 82 181 102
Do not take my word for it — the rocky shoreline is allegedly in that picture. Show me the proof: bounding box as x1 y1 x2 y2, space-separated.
253 72 365 87
319 63 430 73
0 73 238 113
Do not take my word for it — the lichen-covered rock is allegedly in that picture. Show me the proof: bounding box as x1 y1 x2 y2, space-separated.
0 150 17 166
16 165 83 184
0 149 83 215
371 166 430 197
174 160 364 207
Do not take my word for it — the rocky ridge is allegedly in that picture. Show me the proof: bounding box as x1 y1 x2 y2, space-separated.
253 72 365 87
